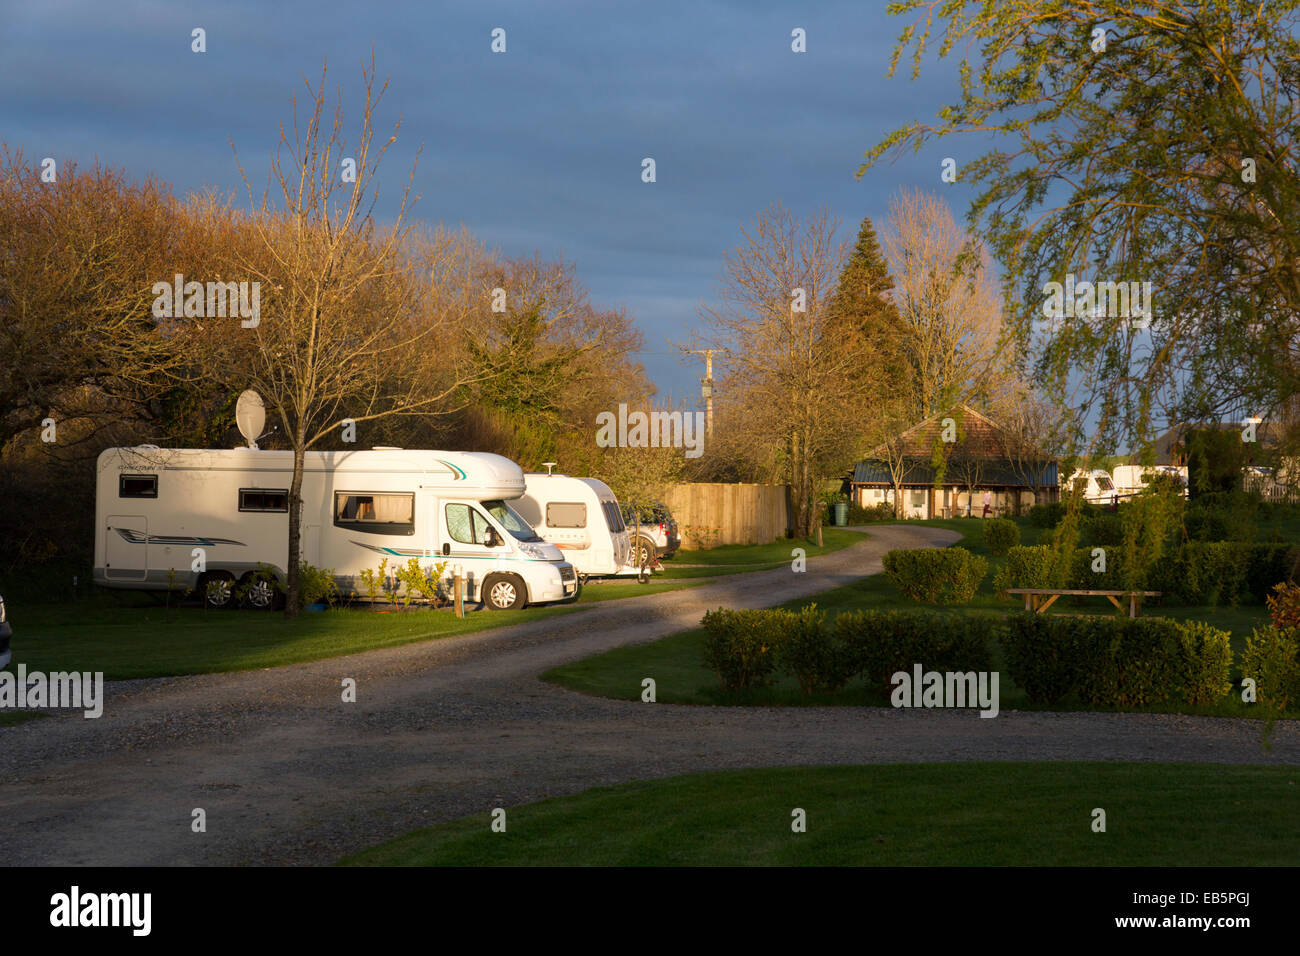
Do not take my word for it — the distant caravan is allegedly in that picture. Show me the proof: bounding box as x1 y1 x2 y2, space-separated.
516 472 634 580
94 447 578 611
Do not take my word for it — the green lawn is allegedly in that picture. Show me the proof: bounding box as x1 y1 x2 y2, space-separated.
340 762 1300 866
3 597 575 680
0 531 861 680
544 517 1279 715
668 527 864 566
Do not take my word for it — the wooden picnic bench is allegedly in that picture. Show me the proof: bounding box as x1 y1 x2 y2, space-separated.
1005 588 1162 618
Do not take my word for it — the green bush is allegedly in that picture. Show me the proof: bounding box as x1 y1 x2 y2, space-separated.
1080 511 1125 546
1176 621 1234 707
777 604 856 695
833 610 995 696
702 608 789 692
1027 502 1067 528
981 518 1020 555
882 547 987 604
992 545 1058 597
1241 626 1300 712
298 561 340 609
1000 615 1235 709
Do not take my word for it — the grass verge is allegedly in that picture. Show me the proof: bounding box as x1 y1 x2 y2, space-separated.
340 762 1300 866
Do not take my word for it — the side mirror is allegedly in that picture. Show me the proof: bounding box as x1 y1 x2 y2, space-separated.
486 529 501 548
441 542 450 556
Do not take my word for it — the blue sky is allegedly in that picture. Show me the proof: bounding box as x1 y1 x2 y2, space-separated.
1 0 978 406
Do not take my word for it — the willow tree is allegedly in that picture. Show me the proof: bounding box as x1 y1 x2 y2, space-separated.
860 1 1300 457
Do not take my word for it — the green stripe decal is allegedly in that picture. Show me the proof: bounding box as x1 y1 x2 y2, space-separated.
437 459 467 480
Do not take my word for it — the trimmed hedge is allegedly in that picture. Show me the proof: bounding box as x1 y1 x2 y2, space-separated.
882 547 988 604
833 610 996 696
1000 613 1234 708
701 607 995 698
982 518 1020 555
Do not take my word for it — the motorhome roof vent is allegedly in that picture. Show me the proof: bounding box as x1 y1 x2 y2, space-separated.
137 443 160 449
372 446 402 450
542 461 558 475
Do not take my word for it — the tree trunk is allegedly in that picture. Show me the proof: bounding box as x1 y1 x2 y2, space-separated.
284 441 305 619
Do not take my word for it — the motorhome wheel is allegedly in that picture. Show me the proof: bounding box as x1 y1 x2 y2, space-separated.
482 573 526 611
200 572 237 609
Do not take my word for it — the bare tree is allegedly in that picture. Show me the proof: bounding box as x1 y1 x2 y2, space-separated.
880 188 1007 420
222 56 482 616
695 204 887 537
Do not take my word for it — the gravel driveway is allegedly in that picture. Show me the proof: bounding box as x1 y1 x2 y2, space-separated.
1 524 1296 866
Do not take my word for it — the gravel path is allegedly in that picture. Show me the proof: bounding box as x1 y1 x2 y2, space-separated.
1 524 1296 866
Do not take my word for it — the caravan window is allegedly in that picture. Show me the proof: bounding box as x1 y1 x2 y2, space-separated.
334 492 415 535
546 502 586 528
602 501 625 532
446 503 493 545
239 489 289 512
119 474 158 498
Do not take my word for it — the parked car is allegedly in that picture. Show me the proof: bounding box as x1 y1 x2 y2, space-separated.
620 502 680 566
0 594 11 670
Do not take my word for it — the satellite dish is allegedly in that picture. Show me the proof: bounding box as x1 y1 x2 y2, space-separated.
235 390 266 449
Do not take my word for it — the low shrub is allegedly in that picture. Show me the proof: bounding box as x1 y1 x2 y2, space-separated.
992 545 1058 597
981 518 1020 555
702 608 790 692
298 561 340 609
849 502 896 523
833 610 995 696
1266 581 1300 630
882 547 988 604
1080 511 1124 547
999 613 1089 705
778 604 856 695
1027 502 1067 528
1240 626 1300 712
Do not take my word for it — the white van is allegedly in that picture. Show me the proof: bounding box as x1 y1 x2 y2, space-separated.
515 474 632 579
93 446 578 610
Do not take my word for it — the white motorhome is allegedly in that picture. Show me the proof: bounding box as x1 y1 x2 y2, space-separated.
93 447 578 610
515 474 632 579
1068 468 1118 504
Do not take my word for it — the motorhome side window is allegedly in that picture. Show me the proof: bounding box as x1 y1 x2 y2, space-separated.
446 503 493 545
334 492 415 535
546 502 586 528
119 474 158 498
239 489 289 512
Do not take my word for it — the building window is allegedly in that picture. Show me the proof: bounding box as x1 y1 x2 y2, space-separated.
239 489 289 513
334 492 415 535
546 502 586 528
119 474 158 498
911 490 924 508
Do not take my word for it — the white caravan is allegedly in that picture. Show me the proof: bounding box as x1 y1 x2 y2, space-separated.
93 446 578 610
1112 464 1189 498
515 474 632 579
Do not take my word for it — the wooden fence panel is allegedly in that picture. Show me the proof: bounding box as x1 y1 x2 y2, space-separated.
660 483 791 549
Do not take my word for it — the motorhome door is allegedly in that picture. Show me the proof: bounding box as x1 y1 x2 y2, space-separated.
104 515 149 581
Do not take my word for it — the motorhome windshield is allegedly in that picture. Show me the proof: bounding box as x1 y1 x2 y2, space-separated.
483 500 545 542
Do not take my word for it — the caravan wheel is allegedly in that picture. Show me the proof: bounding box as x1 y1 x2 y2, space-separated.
200 572 237 610
240 572 283 611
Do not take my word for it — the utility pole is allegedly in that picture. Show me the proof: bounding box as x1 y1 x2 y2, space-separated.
685 348 716 438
